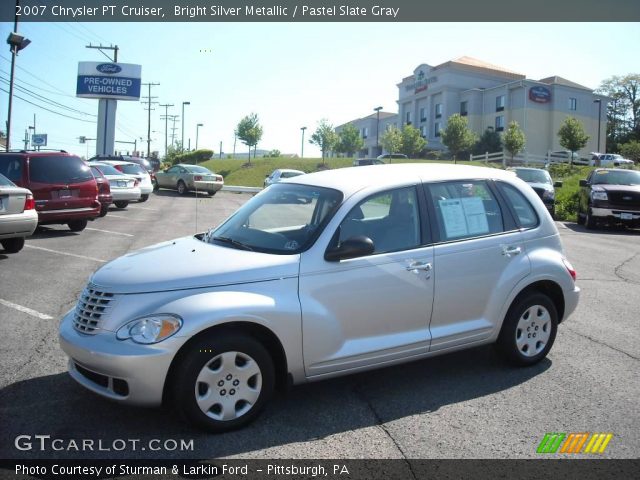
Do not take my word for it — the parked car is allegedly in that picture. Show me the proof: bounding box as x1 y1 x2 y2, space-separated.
549 150 589 165
0 173 38 253
90 154 154 173
154 164 224 195
59 164 579 432
89 166 112 217
508 167 562 218
590 153 634 168
353 158 386 166
577 168 640 229
0 151 100 232
264 169 305 188
377 153 408 161
100 161 153 202
88 162 141 209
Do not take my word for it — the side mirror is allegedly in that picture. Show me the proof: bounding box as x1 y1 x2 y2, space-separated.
554 181 563 188
325 236 375 262
579 179 588 187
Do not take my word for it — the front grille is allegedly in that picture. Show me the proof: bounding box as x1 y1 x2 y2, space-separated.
73 284 114 334
607 191 640 208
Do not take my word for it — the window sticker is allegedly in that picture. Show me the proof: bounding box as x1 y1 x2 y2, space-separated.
439 196 489 239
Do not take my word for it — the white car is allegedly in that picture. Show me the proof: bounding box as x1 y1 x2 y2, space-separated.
0 173 38 253
264 169 305 188
59 164 579 432
590 153 634 167
100 160 153 201
88 162 141 209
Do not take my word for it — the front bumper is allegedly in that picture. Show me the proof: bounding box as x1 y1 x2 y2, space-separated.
58 309 186 406
591 207 640 225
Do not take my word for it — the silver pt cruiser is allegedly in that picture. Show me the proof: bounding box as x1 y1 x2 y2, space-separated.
59 164 580 432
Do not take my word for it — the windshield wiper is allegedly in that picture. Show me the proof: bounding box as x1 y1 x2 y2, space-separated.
212 236 254 251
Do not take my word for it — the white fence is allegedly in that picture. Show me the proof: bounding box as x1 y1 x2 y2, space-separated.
469 151 583 168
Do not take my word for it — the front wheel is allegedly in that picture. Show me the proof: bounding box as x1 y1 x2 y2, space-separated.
139 194 149 203
496 292 558 366
67 219 88 232
1 237 25 253
585 208 597 230
114 201 129 209
171 334 275 433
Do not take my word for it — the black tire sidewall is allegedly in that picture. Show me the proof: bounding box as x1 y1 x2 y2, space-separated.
172 334 275 433
139 194 149 202
114 201 129 209
497 293 558 366
1 237 25 253
68 220 88 232
177 181 186 195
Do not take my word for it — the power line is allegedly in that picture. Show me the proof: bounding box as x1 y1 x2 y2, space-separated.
0 86 96 123
141 82 160 157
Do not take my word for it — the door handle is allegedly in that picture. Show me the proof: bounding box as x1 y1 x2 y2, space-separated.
502 245 522 257
406 262 432 274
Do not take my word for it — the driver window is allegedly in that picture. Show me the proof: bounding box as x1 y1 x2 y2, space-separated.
338 186 420 254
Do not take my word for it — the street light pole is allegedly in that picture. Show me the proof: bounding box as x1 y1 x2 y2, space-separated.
300 126 307 158
594 99 602 153
374 106 383 156
196 123 203 150
181 101 190 152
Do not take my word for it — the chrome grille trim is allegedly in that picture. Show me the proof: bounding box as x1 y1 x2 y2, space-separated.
73 284 115 334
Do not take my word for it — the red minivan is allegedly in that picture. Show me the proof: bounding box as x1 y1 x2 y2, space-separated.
0 151 101 231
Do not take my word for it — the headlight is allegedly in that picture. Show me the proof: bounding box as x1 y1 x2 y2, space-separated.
542 190 555 200
116 314 182 344
591 190 608 201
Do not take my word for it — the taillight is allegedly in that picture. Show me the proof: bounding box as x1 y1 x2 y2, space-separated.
562 258 577 281
194 175 202 181
134 179 139 187
24 193 35 210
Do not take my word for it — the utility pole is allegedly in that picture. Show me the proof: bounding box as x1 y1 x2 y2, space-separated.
168 115 179 146
23 129 28 150
141 82 159 158
219 141 222 159
300 126 307 158
159 103 174 158
86 43 119 62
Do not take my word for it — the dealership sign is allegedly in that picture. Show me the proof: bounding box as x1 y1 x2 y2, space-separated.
76 62 141 101
529 86 551 103
31 134 47 146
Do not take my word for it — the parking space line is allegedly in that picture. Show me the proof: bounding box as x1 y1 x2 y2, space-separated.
0 298 54 320
25 244 107 263
104 214 130 219
86 227 134 237
128 205 159 211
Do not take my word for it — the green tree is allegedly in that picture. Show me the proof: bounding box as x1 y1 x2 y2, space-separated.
596 74 640 149
473 127 503 155
337 124 364 157
309 119 339 164
400 124 427 158
558 117 589 166
619 140 640 163
503 121 526 166
440 114 476 162
380 125 403 156
235 113 263 164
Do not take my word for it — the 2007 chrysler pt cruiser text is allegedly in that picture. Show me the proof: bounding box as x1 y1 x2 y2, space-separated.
59 164 580 432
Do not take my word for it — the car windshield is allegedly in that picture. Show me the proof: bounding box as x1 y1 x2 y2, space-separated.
592 170 640 186
515 169 551 184
93 164 123 176
281 171 303 178
183 165 213 174
205 183 343 254
120 164 145 175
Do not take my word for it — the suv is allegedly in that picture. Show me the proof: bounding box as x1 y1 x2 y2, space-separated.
60 164 579 432
0 151 100 231
577 168 640 229
508 167 562 218
590 153 634 168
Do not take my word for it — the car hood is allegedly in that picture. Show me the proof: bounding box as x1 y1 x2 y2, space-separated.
593 184 640 193
90 236 300 294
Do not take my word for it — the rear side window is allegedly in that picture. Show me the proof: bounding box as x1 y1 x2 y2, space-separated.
121 164 145 175
29 156 93 184
497 182 539 229
0 155 23 183
429 181 504 242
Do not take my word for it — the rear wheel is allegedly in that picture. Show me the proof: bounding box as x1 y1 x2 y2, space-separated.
139 194 149 203
152 178 159 192
496 292 558 366
171 334 275 432
68 219 88 232
177 180 187 195
99 205 109 217
114 201 129 209
1 237 25 253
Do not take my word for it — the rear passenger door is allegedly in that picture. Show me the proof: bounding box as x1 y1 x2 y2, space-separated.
425 180 531 352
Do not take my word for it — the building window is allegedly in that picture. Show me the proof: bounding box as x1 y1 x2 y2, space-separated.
435 104 442 119
362 127 368 139
420 125 427 138
434 122 441 137
569 97 577 111
405 111 412 125
496 95 505 112
495 115 504 132
460 101 468 116
420 107 426 122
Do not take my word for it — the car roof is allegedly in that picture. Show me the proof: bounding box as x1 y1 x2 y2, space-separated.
277 169 304 173
100 160 137 166
289 163 517 197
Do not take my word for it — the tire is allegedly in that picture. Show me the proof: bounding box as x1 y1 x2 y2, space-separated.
152 178 159 192
99 205 109 218
1 237 25 253
177 180 187 195
576 206 585 225
68 219 88 232
208 191 217 197
585 207 597 230
139 194 149 203
496 292 558 366
171 334 275 433
114 201 129 209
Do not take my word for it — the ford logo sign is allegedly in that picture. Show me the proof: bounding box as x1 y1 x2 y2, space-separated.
96 63 122 74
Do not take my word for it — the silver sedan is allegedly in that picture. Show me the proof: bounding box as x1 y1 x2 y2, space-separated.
154 164 224 195
0 173 38 253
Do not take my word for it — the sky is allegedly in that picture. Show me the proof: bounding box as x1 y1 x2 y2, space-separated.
1 22 639 158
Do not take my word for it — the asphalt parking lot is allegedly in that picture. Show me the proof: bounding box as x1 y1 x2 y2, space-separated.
0 190 638 460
